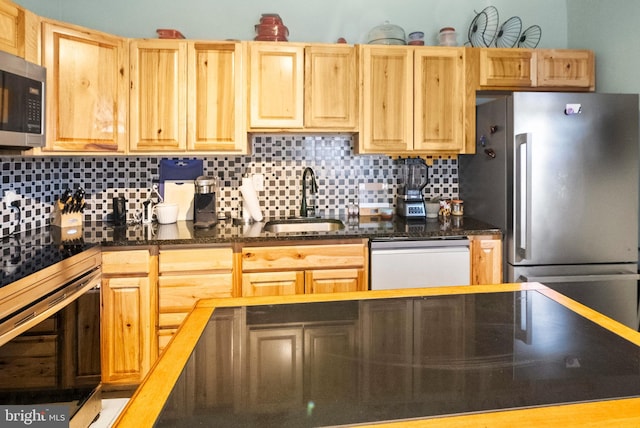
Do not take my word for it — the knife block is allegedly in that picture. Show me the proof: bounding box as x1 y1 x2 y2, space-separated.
52 207 83 229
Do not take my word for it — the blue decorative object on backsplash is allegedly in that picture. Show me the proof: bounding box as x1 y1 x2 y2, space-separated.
0 135 459 237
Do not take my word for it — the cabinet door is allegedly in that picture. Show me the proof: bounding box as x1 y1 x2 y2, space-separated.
248 327 303 412
304 323 357 402
0 0 24 57
478 48 534 88
101 275 154 384
188 41 247 152
248 42 304 128
305 268 365 293
536 49 594 89
470 237 502 285
130 40 187 151
242 271 304 297
414 47 466 153
304 44 357 129
359 45 413 153
61 288 101 388
42 22 128 153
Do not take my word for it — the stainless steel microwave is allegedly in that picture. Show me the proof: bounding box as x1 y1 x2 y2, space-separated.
0 50 45 149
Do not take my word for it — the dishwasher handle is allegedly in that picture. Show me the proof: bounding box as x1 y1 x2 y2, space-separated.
370 238 469 251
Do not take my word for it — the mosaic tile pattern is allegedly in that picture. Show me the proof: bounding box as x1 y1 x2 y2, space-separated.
0 135 459 237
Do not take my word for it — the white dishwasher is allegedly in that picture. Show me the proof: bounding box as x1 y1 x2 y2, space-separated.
370 238 471 290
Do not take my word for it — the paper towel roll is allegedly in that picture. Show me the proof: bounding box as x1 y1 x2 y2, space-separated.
240 181 263 222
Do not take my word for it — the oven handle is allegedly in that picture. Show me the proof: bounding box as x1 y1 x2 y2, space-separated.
0 267 101 346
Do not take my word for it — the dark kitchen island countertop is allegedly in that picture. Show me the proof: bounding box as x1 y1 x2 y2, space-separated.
115 283 640 428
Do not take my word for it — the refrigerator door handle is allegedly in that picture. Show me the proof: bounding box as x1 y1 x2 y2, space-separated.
520 273 640 283
515 133 532 261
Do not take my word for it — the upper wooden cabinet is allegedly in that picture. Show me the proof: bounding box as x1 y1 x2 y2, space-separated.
359 45 413 153
130 39 247 153
472 48 595 91
304 44 358 130
536 49 594 89
414 48 467 153
0 0 23 56
0 0 38 60
129 40 187 152
359 45 471 155
41 21 128 153
248 42 305 129
477 48 534 88
188 41 246 152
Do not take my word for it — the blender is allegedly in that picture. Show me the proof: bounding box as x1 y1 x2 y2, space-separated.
396 158 428 218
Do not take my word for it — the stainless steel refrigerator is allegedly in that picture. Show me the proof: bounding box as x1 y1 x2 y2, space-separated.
460 92 640 329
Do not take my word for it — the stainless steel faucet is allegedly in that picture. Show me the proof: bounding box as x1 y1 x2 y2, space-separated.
300 167 318 217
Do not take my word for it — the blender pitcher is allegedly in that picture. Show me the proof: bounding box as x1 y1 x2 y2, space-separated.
397 158 428 218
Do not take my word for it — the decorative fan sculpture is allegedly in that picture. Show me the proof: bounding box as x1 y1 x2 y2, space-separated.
518 24 542 48
467 6 499 47
494 16 522 48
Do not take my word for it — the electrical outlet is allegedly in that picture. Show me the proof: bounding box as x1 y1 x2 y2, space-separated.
3 190 19 207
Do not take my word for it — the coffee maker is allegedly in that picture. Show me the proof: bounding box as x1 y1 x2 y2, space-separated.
193 176 218 228
396 158 428 218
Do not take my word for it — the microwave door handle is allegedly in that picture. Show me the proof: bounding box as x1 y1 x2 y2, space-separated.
515 133 532 261
521 273 640 283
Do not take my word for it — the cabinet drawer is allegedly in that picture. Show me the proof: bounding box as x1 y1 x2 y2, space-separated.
159 274 233 311
102 249 151 274
242 271 304 297
159 247 233 272
158 313 188 330
242 244 366 271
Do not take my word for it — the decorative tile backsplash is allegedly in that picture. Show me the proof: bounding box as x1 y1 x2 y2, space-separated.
0 135 459 237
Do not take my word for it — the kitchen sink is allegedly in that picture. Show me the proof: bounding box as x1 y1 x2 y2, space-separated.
262 218 345 233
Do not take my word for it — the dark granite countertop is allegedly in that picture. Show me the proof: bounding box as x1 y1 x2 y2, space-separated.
1 216 500 287
92 215 501 247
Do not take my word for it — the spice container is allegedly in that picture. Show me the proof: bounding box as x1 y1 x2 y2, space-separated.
438 27 457 46
451 199 464 216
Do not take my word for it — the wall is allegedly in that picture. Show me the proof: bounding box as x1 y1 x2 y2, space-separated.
13 0 568 48
567 0 640 94
0 136 458 237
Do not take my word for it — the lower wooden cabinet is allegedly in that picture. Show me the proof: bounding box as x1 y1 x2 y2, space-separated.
157 246 234 353
240 241 368 297
469 235 502 285
101 247 157 386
